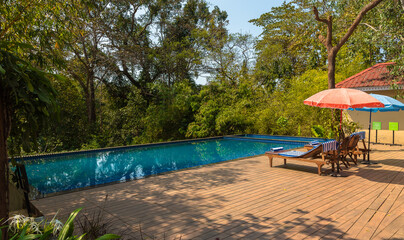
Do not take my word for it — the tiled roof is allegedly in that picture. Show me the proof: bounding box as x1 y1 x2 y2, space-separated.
336 62 403 88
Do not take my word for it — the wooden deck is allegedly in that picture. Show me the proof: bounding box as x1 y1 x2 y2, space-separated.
32 144 404 239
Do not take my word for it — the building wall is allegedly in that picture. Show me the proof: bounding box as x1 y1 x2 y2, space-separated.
348 110 404 130
356 129 404 145
346 89 404 145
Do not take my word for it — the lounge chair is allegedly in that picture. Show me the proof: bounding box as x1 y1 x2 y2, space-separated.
265 141 338 175
345 135 361 165
324 136 351 170
350 131 369 161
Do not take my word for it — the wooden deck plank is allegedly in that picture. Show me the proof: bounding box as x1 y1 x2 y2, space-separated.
192 167 390 239
370 202 404 239
270 186 386 240
371 213 404 240
239 179 386 239
182 174 358 239
353 186 404 239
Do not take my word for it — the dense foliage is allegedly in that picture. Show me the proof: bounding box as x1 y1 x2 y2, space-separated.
1 0 403 154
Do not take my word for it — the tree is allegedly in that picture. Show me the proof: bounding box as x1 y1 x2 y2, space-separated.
95 0 165 99
251 2 324 91
359 0 404 84
186 34 260 138
0 46 57 235
312 0 385 89
56 1 109 126
0 0 62 234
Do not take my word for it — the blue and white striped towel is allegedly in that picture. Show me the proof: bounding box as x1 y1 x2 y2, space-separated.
279 150 306 157
271 147 284 151
322 140 338 152
350 131 366 140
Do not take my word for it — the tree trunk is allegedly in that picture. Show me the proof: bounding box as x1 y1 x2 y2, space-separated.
328 52 336 89
86 73 96 125
0 93 9 238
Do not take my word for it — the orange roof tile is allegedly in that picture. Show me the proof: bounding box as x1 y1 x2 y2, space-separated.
336 62 403 89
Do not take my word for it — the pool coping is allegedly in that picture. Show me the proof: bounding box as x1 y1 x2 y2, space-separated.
224 135 329 144
12 136 223 161
12 134 330 161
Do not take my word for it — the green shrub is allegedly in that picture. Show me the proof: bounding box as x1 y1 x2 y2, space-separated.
6 208 120 240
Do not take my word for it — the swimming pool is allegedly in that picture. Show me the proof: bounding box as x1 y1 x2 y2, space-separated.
18 135 324 195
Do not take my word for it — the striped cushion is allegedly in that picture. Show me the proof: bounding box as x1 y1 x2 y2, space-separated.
350 131 366 140
323 140 338 152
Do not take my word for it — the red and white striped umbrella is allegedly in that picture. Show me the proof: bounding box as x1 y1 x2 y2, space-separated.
304 88 384 131
304 88 384 109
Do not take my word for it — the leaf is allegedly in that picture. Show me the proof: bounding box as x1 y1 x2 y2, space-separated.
0 224 7 230
58 208 82 240
96 234 121 240
36 90 51 104
51 73 68 82
27 80 34 92
10 225 39 240
19 234 40 240
0 41 34 49
38 230 53 240
76 234 87 240
9 233 19 240
0 65 5 74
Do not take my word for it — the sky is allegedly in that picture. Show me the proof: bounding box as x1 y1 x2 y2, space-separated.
208 0 284 37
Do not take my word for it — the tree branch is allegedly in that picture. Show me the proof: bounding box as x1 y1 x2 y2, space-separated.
313 7 328 24
0 0 35 39
360 22 379 32
121 61 141 89
313 7 333 49
335 0 385 51
66 67 86 90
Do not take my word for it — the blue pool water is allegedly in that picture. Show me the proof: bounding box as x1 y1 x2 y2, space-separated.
20 137 313 195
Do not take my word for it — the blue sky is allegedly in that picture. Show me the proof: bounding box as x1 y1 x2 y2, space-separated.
208 0 284 37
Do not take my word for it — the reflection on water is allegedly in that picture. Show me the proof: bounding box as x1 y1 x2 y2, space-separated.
22 139 304 194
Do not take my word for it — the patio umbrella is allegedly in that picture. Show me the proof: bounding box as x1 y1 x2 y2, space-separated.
303 88 384 176
349 93 404 163
304 88 384 130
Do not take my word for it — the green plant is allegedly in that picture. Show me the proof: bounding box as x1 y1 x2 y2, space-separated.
76 195 126 240
1 218 7 239
342 120 361 136
6 208 120 240
311 125 325 138
8 215 43 235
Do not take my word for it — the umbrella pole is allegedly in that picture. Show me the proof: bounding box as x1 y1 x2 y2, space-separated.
362 112 376 164
368 112 371 162
339 109 342 173
338 109 345 142
335 109 342 176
